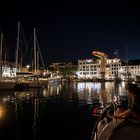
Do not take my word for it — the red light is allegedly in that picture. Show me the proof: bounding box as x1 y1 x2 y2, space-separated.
92 108 97 116
93 108 97 113
92 51 97 54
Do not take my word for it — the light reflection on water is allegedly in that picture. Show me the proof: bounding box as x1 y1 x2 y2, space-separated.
0 82 127 140
75 81 126 107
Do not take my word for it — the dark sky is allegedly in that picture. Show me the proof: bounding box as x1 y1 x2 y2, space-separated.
0 0 140 65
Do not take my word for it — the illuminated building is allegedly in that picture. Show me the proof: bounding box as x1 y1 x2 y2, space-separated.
77 58 140 80
2 65 16 77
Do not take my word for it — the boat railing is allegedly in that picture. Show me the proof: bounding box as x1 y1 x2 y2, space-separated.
90 102 117 140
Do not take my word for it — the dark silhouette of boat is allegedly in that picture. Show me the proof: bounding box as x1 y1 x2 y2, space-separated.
91 104 140 140
14 81 42 90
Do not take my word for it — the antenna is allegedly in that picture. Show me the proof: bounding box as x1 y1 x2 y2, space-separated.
114 49 118 59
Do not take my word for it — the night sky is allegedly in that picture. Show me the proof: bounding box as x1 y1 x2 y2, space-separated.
0 0 140 65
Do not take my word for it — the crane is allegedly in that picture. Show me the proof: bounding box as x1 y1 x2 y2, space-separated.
92 51 108 80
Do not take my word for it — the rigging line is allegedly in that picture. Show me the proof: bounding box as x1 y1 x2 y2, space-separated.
36 37 45 69
26 31 34 64
20 25 29 59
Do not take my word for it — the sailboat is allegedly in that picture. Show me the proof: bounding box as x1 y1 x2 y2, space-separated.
26 28 46 88
14 27 46 90
31 28 60 84
47 74 61 84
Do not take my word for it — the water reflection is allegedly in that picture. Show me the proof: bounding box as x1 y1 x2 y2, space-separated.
0 82 128 140
75 82 127 108
43 84 62 98
0 103 5 118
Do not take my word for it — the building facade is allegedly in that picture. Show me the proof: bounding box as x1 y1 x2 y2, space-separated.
77 58 140 80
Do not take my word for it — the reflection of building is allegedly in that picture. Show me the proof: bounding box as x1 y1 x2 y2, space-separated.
77 58 140 80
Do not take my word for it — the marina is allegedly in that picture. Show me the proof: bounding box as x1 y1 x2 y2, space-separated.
0 25 140 139
0 1 140 139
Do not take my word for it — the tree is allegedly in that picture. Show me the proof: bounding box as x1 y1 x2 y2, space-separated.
59 66 77 79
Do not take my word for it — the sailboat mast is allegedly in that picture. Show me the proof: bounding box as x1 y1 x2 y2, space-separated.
15 21 20 76
126 46 129 80
115 49 118 59
37 51 39 71
0 33 3 78
34 28 37 75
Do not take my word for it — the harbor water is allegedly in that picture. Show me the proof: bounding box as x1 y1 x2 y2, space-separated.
0 82 127 140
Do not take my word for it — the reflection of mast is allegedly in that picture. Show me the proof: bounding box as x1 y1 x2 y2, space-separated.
33 93 39 140
114 82 119 103
100 82 107 107
15 92 19 140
